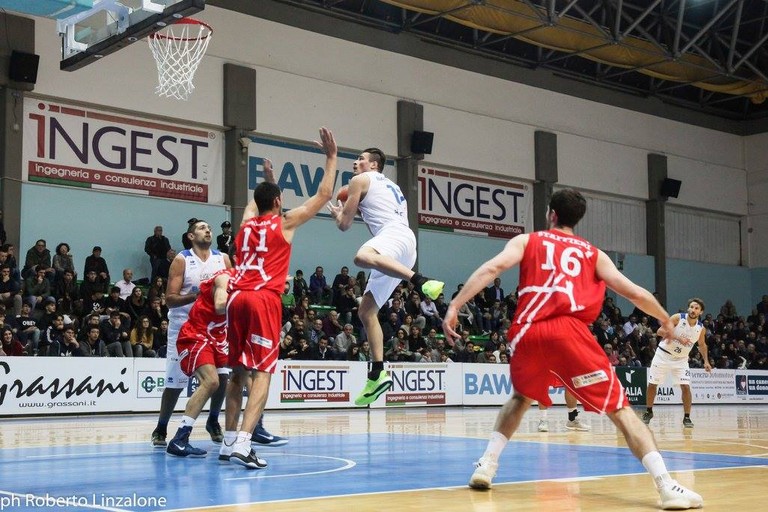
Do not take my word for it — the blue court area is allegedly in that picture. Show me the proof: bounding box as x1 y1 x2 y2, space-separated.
0 434 760 511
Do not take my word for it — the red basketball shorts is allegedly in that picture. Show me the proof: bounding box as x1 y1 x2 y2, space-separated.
507 316 628 414
177 336 228 377
226 290 281 373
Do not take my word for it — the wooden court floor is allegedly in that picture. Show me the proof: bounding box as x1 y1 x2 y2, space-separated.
0 404 765 511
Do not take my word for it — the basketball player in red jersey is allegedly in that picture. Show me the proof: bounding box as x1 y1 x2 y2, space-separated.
222 127 338 469
443 189 703 510
166 269 233 458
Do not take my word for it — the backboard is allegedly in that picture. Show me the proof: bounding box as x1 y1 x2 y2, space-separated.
58 0 205 71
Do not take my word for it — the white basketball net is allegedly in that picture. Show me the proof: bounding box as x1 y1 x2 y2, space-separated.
148 20 212 101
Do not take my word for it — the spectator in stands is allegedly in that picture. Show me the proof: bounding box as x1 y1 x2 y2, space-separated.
52 324 85 357
420 295 441 329
116 268 136 300
457 299 474 331
384 295 406 325
288 336 307 360
23 266 52 309
604 342 620 366
305 318 323 347
130 315 155 357
311 335 335 360
424 327 440 351
429 337 447 362
358 340 371 361
156 249 175 282
322 309 343 340
407 324 428 354
0 210 4 245
355 271 367 295
293 269 309 301
15 301 40 355
81 325 107 357
622 315 638 337
386 327 407 354
38 297 61 332
23 239 55 280
53 270 80 316
145 296 167 329
639 336 657 367
101 310 132 357
720 299 738 322
83 246 110 284
278 334 298 360
475 341 496 363
293 295 310 322
334 323 356 358
154 318 169 357
386 334 412 362
309 266 332 305
281 281 295 323
145 226 171 283
454 340 477 363
80 270 108 305
1 244 20 282
331 266 350 306
346 343 361 361
434 293 448 323
756 295 768 316
1 326 26 356
40 314 65 356
405 291 426 329
52 242 76 282
125 287 147 324
216 221 233 254
146 276 166 302
484 277 505 304
336 285 359 326
0 265 21 316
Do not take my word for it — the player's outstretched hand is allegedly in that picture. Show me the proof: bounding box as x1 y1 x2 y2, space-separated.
442 308 461 346
314 126 337 158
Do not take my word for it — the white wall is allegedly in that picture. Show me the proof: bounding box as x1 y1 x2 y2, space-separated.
745 133 768 267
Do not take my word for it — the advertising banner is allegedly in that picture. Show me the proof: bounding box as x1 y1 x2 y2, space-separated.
23 98 224 203
0 358 132 414
417 165 532 239
370 362 462 408
245 136 396 214
691 369 737 403
615 366 648 405
132 358 193 412
266 360 367 409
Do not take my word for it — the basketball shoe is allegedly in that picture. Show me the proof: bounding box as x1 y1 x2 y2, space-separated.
537 419 549 432
469 457 498 489
354 371 393 406
230 447 268 469
166 428 207 458
565 418 590 431
658 480 703 510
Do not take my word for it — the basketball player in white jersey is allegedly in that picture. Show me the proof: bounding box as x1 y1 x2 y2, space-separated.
327 147 444 406
643 298 711 428
151 220 231 448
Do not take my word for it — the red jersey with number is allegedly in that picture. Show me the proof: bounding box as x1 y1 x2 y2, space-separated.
230 214 291 295
177 269 230 346
513 230 605 325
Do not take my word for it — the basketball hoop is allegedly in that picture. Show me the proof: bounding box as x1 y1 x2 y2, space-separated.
148 18 212 101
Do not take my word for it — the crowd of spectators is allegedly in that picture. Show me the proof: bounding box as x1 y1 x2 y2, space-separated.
2 223 768 370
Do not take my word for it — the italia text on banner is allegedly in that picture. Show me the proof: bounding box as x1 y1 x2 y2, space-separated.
244 136 396 214
22 99 224 203
417 165 531 239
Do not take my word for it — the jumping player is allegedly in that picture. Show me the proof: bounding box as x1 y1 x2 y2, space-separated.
643 298 711 428
443 189 703 510
327 148 443 406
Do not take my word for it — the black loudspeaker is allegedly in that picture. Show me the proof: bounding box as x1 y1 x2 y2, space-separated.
660 178 682 198
8 51 40 84
410 130 434 154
